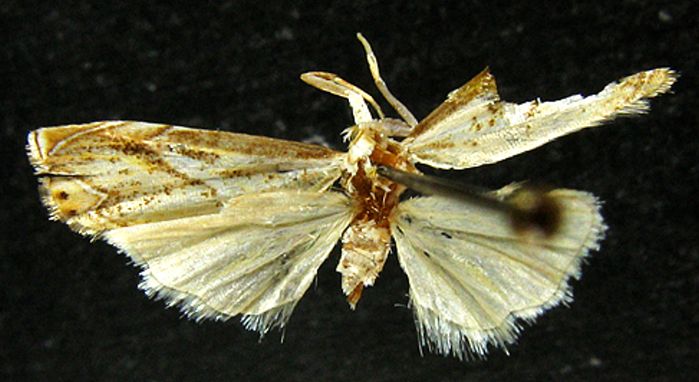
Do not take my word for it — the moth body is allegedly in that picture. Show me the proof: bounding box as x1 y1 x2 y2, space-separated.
338 123 416 307
27 34 676 359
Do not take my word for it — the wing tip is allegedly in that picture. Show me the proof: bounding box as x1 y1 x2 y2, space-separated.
634 67 679 97
609 67 678 116
26 129 46 170
27 121 122 162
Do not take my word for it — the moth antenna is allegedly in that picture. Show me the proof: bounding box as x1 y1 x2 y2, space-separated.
356 33 418 127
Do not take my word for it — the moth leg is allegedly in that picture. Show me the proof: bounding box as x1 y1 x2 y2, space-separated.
356 33 418 127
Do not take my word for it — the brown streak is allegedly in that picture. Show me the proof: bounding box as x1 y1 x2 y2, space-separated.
167 129 341 160
139 124 173 140
171 145 221 164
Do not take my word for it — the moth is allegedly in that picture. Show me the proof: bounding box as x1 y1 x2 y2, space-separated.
27 34 676 360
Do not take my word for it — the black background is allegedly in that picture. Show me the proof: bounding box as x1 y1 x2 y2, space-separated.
2 1 697 381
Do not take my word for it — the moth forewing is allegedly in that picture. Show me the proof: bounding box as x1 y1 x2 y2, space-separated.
27 121 346 235
404 68 677 170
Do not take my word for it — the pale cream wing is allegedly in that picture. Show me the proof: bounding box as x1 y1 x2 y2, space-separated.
27 121 345 235
391 187 606 359
403 68 677 169
104 191 354 334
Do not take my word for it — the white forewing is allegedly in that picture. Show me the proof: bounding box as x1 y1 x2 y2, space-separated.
104 191 354 333
404 68 677 169
391 188 606 359
27 121 344 235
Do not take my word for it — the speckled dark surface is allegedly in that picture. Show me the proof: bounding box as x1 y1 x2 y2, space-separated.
2 1 697 381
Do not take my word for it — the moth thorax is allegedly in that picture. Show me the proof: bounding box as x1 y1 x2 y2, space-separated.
347 127 377 165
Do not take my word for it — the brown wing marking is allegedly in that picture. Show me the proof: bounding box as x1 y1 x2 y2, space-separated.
409 68 499 138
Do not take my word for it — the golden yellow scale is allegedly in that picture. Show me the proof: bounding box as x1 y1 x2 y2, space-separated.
27 34 676 359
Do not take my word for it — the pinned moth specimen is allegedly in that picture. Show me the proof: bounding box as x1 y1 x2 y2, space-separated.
27 34 676 359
